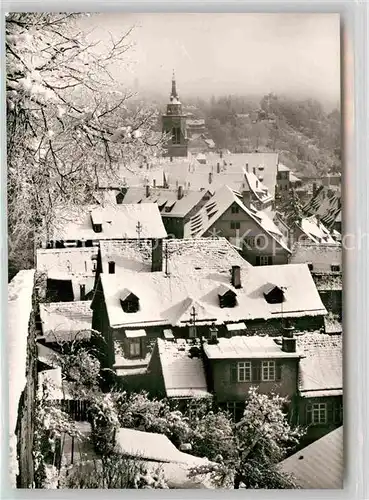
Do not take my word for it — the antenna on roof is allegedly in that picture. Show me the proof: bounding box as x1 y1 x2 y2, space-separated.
136 221 142 247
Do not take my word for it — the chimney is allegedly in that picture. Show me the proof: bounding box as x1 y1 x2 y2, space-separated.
170 156 173 163
253 167 256 175
245 162 249 172
220 150 223 159
153 179 156 188
151 238 163 272
208 324 219 345
80 284 86 301
209 172 213 184
217 162 220 173
281 324 296 352
108 261 115 274
231 265 242 289
178 185 184 200
313 182 317 196
146 184 150 198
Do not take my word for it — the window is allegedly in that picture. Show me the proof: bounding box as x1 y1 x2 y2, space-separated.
257 255 272 266
226 402 245 422
231 205 239 214
237 362 252 382
306 403 327 424
334 402 343 424
308 262 314 271
262 360 276 381
331 264 340 272
92 260 97 272
108 261 115 274
172 127 181 145
129 338 141 358
230 221 241 230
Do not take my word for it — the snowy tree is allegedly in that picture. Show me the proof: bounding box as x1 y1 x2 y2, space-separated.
6 13 165 276
189 388 303 489
280 188 305 229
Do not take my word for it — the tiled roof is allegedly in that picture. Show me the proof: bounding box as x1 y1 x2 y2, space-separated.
39 301 92 343
297 332 342 396
99 237 251 275
49 204 167 241
303 186 341 229
157 338 211 398
279 426 343 488
290 243 341 272
95 263 327 329
203 335 302 360
183 185 289 252
122 186 210 217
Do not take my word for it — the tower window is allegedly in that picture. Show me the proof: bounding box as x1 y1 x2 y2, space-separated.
172 127 181 145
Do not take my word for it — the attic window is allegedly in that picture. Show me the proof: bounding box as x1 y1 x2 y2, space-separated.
218 285 237 308
331 264 340 272
120 289 140 313
93 223 102 233
264 285 285 304
108 261 115 274
231 205 240 214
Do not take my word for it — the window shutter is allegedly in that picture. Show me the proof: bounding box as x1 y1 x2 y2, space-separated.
276 361 282 381
230 363 238 382
252 361 261 382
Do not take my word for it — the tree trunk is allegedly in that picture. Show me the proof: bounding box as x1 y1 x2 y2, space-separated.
234 472 242 489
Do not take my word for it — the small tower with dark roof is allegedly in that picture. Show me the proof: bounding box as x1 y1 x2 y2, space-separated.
162 71 188 158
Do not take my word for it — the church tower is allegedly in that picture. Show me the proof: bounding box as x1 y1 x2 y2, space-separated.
162 71 188 158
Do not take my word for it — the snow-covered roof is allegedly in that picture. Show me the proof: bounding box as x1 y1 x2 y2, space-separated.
278 163 290 172
37 247 98 278
162 151 278 196
99 237 251 275
243 171 272 203
297 332 342 396
39 301 92 343
279 426 343 489
95 263 327 329
156 338 211 398
290 243 342 272
115 427 212 466
297 216 336 244
8 270 35 488
289 173 301 183
49 204 167 241
97 163 165 189
183 185 289 252
203 335 302 360
122 186 210 217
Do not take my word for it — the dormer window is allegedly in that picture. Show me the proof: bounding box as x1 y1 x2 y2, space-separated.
231 205 240 214
331 264 340 272
264 284 285 304
93 223 102 233
218 284 237 308
120 289 139 313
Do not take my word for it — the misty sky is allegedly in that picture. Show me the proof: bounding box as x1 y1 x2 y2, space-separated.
81 13 340 105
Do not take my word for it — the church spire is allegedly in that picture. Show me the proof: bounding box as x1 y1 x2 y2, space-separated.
171 70 178 100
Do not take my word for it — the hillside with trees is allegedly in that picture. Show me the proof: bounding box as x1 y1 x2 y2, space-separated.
186 93 340 178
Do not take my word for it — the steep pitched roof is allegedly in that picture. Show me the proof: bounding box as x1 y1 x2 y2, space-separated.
297 216 336 244
183 185 289 252
279 426 343 488
156 338 211 398
95 263 326 329
49 204 167 241
303 186 341 229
